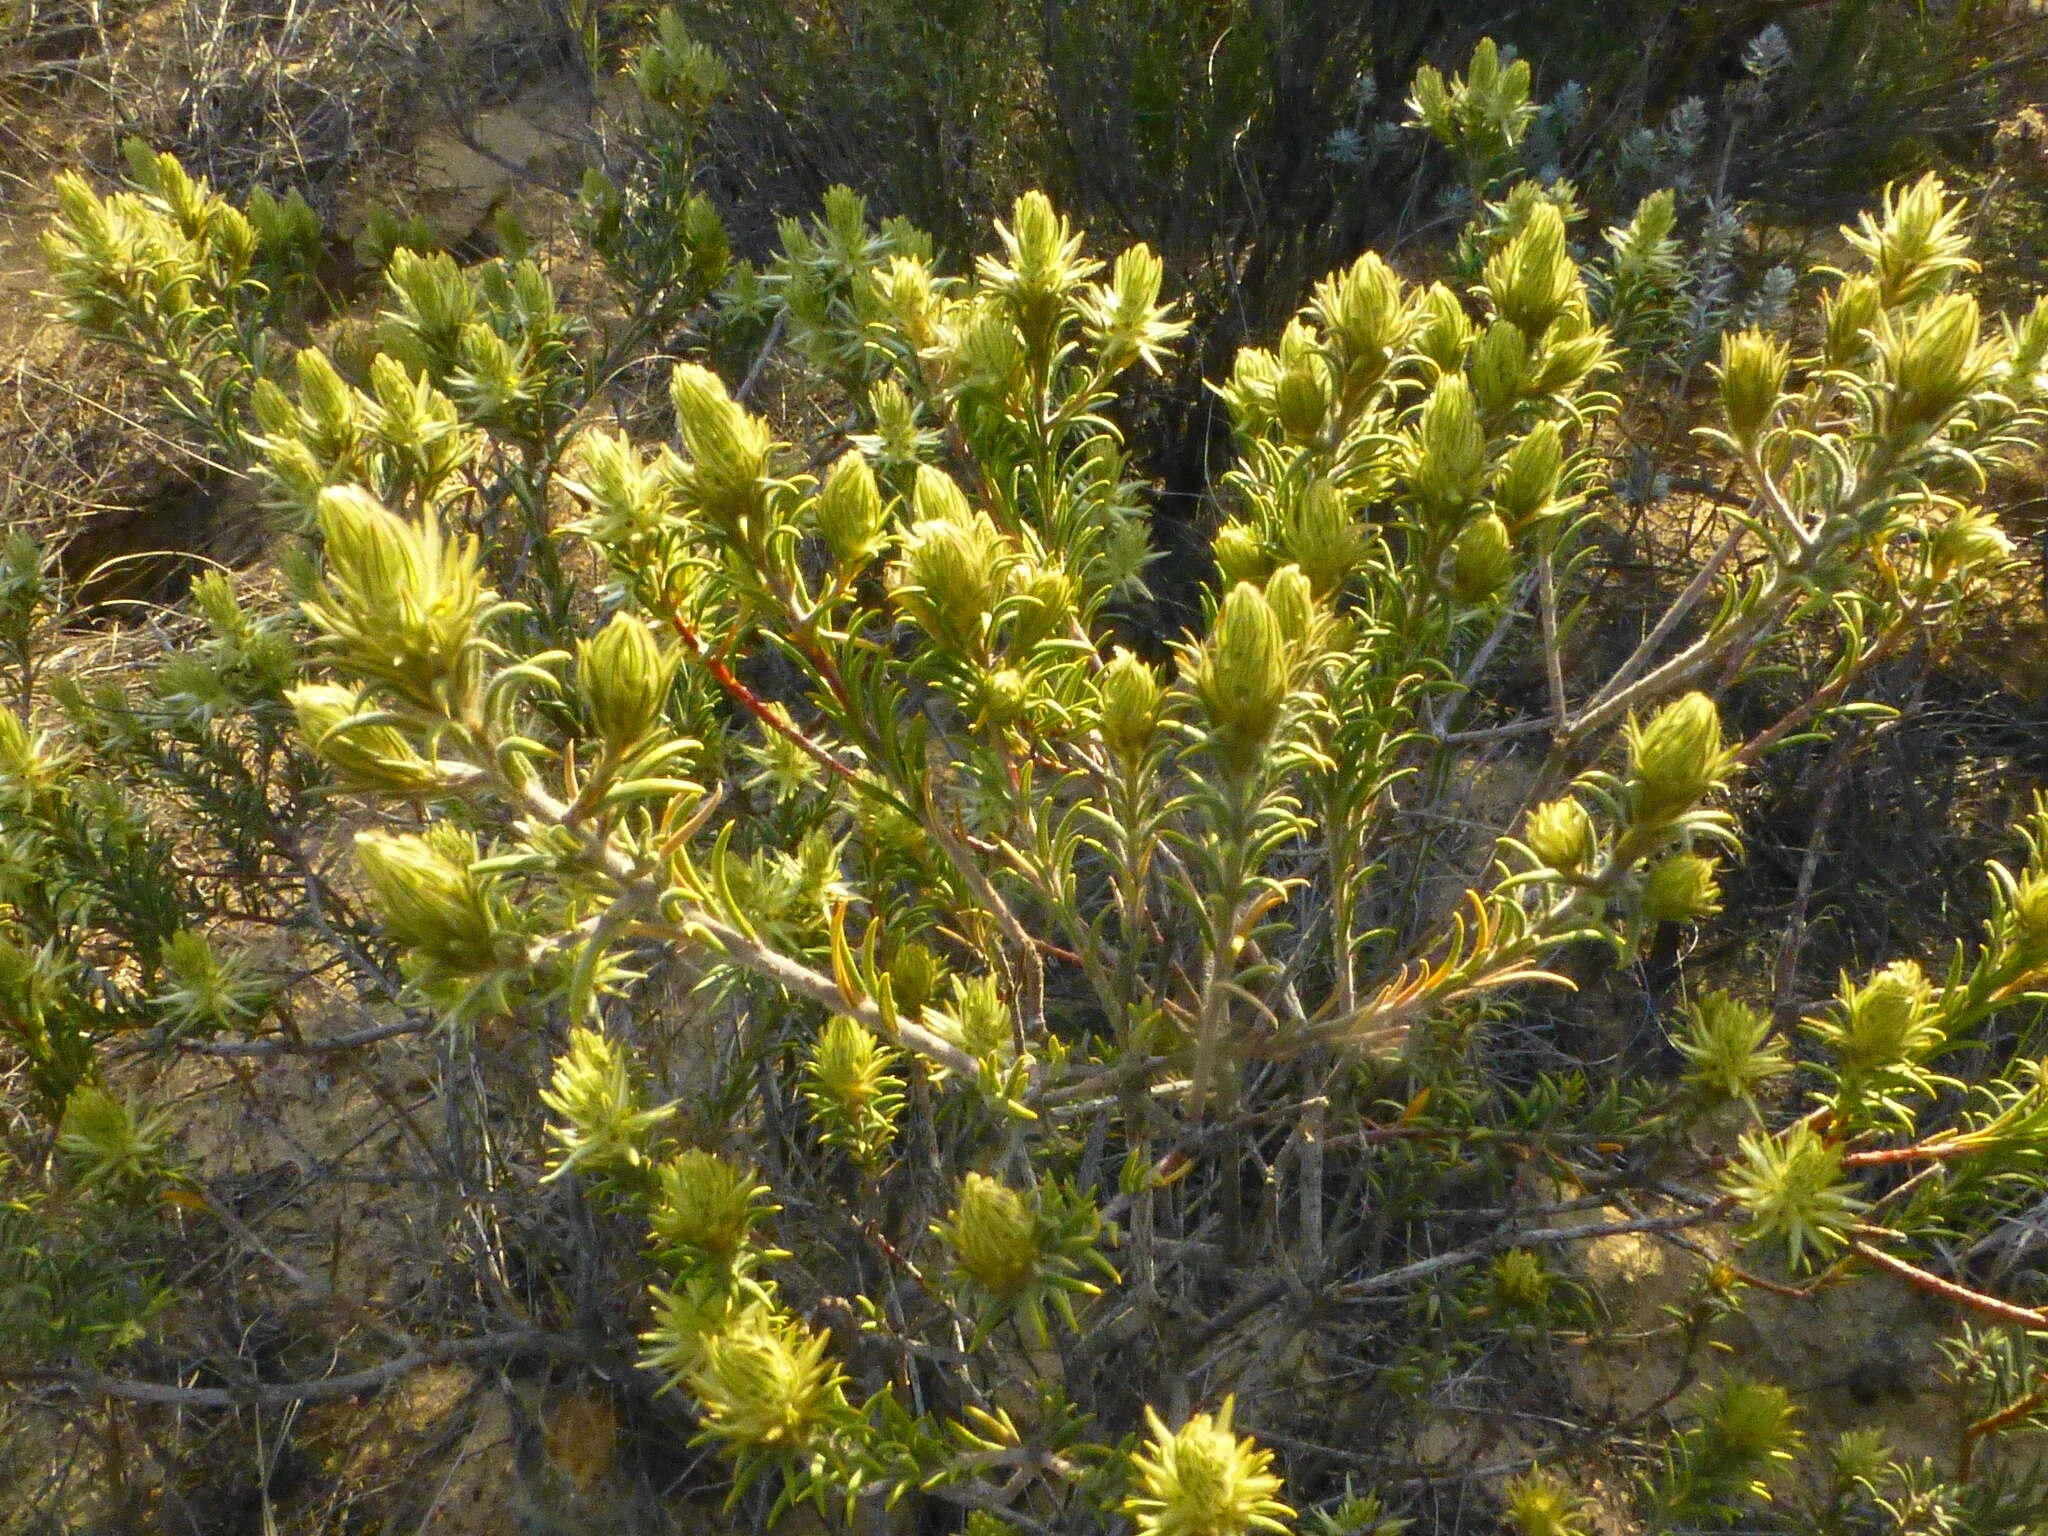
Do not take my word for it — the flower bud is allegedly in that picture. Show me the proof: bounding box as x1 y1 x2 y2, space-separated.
814 450 885 568
1212 522 1272 588
1625 692 1728 825
1274 361 1332 442
1823 274 1884 369
1407 375 1487 518
2005 295 2048 402
1492 420 1564 528
1098 648 1164 759
1715 328 1790 448
892 469 1009 653
1831 959 1936 1073
2011 873 2048 946
886 941 943 1016
1262 564 1317 651
689 1308 843 1451
1124 1397 1292 1536
1470 319 1531 416
578 611 677 752
979 666 1030 729
353 827 502 974
1411 281 1473 373
1482 202 1579 336
1525 797 1595 875
1309 251 1408 398
306 487 487 705
1283 481 1366 598
1883 291 1989 433
650 1149 771 1264
538 1025 675 1180
669 362 772 527
288 682 448 795
941 1173 1043 1299
1007 560 1078 649
801 1015 904 1167
1640 853 1723 924
1930 509 2012 580
1450 512 1515 604
1190 583 1289 772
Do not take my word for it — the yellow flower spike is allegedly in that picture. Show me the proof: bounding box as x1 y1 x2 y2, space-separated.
669 362 773 529
1714 328 1791 450
1640 853 1723 925
687 1306 847 1453
1190 582 1288 774
1124 1396 1294 1536
1483 201 1579 337
1624 691 1730 826
1450 512 1516 605
648 1148 773 1265
577 611 678 754
940 1172 1043 1299
1098 647 1165 760
814 449 886 569
1524 796 1596 876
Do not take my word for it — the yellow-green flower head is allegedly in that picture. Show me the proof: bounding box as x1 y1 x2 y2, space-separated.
307 487 488 705
1261 564 1318 652
1524 796 1596 875
1308 251 1410 393
1881 291 1993 434
1411 281 1474 374
1212 522 1273 588
886 940 944 1016
1641 853 1723 925
891 468 1011 653
2009 871 2048 946
1492 420 1565 528
538 1025 675 1182
1098 647 1165 759
1470 319 1531 416
1715 329 1791 449
1284 480 1366 598
1822 274 1884 369
669 362 773 527
1929 508 2012 581
1191 582 1289 773
1007 559 1079 649
1697 1376 1801 1467
1723 1123 1864 1268
568 428 678 546
1624 691 1729 825
1086 242 1187 375
2006 294 2048 402
1274 360 1332 443
875 253 940 347
941 1173 1044 1299
801 1015 904 1167
1845 173 1975 310
980 191 1101 345
153 928 268 1033
1827 959 1938 1074
1124 1397 1294 1536
1450 512 1515 604
688 1306 845 1451
639 1275 744 1385
1672 991 1788 1104
814 450 886 569
58 1084 173 1194
979 667 1031 730
1407 375 1487 518
1502 1466 1588 1536
578 611 678 753
352 825 504 975
288 681 449 795
1490 1248 1552 1314
1483 201 1580 337
953 303 1026 395
649 1148 772 1264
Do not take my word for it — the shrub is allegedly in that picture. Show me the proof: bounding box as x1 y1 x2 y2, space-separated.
12 34 2048 1534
